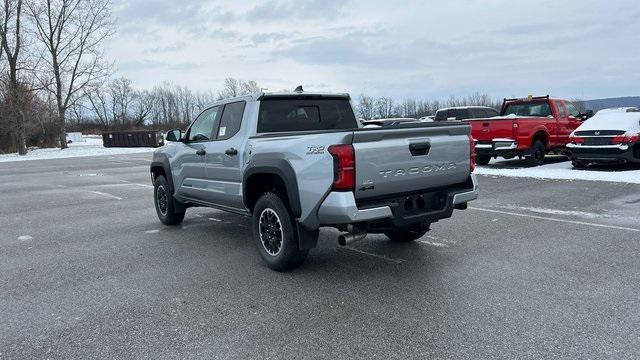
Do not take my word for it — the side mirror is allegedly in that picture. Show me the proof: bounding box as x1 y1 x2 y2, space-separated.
165 129 182 142
577 110 594 121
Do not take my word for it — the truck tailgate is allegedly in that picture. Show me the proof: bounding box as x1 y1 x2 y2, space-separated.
467 117 515 142
351 124 471 200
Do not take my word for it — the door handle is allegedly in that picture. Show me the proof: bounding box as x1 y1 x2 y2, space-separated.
196 149 206 156
225 148 238 156
409 142 431 156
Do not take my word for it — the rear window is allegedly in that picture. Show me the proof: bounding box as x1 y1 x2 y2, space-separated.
435 108 470 121
257 99 357 133
502 102 552 117
217 101 246 140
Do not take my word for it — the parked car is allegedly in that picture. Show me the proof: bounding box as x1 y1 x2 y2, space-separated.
467 95 588 166
434 106 499 122
567 107 640 167
151 90 478 271
361 118 419 127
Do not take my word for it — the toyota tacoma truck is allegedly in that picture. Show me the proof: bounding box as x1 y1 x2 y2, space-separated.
150 90 478 271
467 95 587 166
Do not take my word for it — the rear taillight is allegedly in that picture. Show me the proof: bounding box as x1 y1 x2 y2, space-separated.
469 135 476 173
570 135 585 144
627 134 640 143
612 133 640 144
328 144 355 191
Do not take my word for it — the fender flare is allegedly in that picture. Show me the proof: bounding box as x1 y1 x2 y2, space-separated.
150 155 176 195
243 157 302 219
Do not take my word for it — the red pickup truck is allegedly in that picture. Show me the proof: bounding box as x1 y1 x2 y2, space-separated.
467 96 586 166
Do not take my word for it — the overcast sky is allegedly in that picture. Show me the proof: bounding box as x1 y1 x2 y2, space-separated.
107 0 640 100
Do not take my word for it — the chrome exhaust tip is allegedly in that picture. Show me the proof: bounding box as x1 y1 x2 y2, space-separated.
338 232 367 246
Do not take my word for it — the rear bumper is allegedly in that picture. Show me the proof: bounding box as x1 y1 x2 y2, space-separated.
567 143 640 163
475 138 519 156
317 174 478 226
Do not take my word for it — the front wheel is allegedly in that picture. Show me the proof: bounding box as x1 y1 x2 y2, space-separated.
385 222 430 242
252 192 309 271
154 175 186 225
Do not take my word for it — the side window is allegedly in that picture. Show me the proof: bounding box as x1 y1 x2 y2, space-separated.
556 102 568 118
566 102 580 117
487 108 499 117
217 101 246 140
188 107 219 142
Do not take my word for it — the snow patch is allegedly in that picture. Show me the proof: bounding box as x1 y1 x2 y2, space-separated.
475 158 640 184
0 136 153 163
18 235 33 241
499 205 609 219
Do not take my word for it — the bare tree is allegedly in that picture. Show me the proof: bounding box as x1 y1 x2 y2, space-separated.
109 77 134 126
27 0 113 149
131 89 154 126
356 94 374 120
375 97 394 119
217 77 261 100
239 79 259 95
84 84 109 126
218 77 239 99
0 0 27 154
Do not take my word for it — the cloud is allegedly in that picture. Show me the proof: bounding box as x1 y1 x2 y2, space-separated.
245 0 351 22
108 0 640 100
118 60 202 72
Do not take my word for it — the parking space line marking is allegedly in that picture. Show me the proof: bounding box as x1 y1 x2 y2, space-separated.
469 207 640 233
340 246 405 264
85 190 123 201
118 180 154 188
418 239 449 247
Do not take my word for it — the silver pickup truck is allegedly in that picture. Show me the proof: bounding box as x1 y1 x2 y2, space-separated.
150 90 478 271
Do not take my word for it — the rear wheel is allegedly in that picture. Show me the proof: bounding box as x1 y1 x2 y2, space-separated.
572 160 589 168
525 141 546 167
154 175 185 225
476 154 491 166
385 222 430 242
252 192 309 271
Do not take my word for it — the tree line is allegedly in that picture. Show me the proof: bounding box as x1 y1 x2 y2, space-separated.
0 0 268 154
354 92 502 120
0 0 560 156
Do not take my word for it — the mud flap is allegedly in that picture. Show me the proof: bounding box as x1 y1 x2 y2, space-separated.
296 222 319 250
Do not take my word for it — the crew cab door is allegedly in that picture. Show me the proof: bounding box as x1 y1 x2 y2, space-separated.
175 106 220 200
201 101 247 211
565 102 584 133
553 101 571 146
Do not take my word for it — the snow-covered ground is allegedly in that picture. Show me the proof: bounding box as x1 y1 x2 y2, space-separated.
0 136 154 163
475 156 640 184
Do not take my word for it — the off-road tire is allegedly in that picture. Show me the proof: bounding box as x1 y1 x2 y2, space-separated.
252 192 309 271
154 175 186 225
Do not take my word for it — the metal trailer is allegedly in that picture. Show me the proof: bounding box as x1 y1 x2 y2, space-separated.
102 131 164 148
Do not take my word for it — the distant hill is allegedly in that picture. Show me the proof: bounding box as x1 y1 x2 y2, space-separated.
583 96 640 111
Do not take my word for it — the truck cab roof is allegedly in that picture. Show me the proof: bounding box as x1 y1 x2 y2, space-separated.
203 91 351 108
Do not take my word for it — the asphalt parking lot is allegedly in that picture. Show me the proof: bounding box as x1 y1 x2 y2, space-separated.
2 153 639 359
